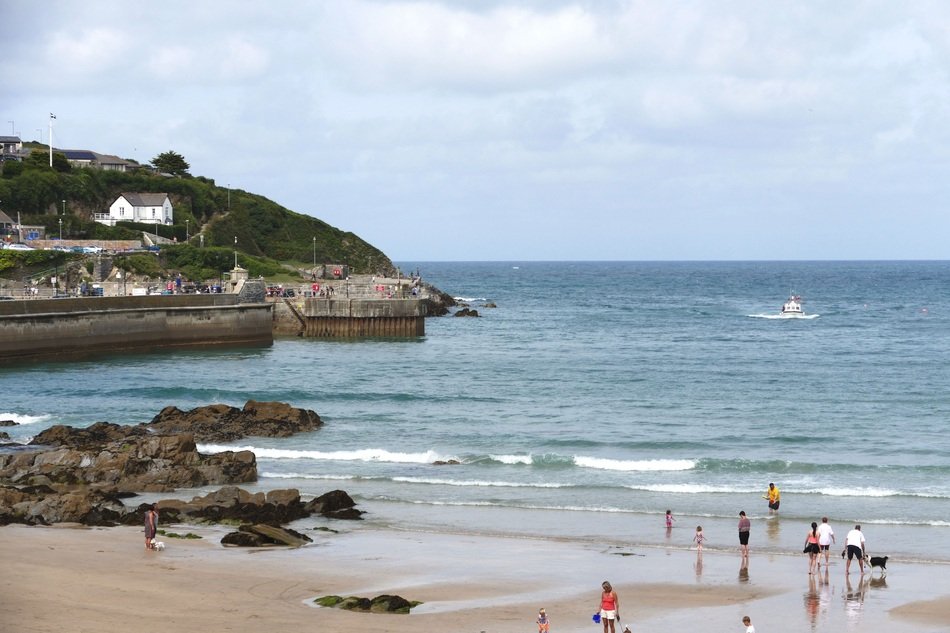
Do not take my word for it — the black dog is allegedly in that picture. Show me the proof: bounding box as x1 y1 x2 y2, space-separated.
840 550 889 576
868 555 888 576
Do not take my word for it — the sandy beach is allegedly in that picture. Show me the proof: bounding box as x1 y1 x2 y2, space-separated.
1 523 948 633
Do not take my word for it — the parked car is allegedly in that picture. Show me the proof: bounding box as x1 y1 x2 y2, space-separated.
81 246 103 254
3 243 35 251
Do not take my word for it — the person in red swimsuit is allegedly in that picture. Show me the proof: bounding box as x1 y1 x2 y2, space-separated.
598 580 620 633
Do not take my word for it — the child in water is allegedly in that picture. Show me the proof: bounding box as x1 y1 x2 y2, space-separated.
665 509 676 528
537 608 550 633
694 525 705 551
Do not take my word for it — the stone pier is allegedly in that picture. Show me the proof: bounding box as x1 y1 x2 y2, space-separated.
274 298 426 337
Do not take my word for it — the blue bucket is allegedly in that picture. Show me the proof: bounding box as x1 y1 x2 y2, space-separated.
593 613 601 624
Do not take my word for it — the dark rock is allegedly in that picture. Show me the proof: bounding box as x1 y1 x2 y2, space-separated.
482 302 497 308
30 421 149 449
432 459 461 465
454 308 479 317
305 489 364 520
221 531 264 547
419 284 456 317
147 400 323 442
0 420 18 427
0 432 8 441
370 594 414 614
221 523 312 547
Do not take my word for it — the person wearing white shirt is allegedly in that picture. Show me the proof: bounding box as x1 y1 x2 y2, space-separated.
817 517 835 568
845 524 866 574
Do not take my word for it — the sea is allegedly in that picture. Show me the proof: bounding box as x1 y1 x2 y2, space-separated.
2 261 949 564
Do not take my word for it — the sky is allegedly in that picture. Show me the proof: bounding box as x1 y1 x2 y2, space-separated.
3 0 950 261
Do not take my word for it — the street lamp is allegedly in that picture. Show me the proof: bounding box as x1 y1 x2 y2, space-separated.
312 236 316 269
58 217 62 240
233 236 238 269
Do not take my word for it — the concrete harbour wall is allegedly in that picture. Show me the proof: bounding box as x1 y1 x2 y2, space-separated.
0 295 273 363
273 298 426 337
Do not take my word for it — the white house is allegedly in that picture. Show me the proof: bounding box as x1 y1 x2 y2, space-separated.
96 193 174 226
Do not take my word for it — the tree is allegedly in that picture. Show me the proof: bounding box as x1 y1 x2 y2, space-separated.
151 150 190 176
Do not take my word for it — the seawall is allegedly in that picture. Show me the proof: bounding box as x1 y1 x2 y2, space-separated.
0 295 273 363
272 297 426 337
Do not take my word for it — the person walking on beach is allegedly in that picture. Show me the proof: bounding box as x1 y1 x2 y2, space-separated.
845 525 866 575
598 581 620 633
765 482 780 514
537 608 549 633
804 521 821 574
817 517 835 568
144 504 158 550
694 525 705 551
738 511 751 559
742 615 756 633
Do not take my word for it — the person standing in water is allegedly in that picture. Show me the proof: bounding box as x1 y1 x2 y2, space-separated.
765 483 780 514
738 511 751 560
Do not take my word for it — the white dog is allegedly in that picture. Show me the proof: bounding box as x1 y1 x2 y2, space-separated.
150 539 165 551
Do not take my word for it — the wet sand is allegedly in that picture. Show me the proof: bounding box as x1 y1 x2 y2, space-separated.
0 523 947 633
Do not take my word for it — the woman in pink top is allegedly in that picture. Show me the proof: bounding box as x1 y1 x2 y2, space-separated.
804 521 821 574
599 580 620 633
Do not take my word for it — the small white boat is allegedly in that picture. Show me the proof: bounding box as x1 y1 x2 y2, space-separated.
781 295 804 316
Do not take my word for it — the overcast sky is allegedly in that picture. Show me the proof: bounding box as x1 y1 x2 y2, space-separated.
4 1 950 261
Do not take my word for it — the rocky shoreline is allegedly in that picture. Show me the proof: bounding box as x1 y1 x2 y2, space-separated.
0 400 363 545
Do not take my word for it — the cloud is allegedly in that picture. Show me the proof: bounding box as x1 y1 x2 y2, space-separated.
317 2 616 91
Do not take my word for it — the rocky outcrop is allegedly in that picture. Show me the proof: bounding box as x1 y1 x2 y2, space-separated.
0 484 128 526
315 594 419 614
147 400 323 442
304 489 364 520
146 486 311 525
4 425 256 492
0 401 364 531
221 523 312 547
454 308 479 317
420 283 456 317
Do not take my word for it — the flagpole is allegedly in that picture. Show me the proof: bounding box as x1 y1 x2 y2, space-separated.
48 113 55 167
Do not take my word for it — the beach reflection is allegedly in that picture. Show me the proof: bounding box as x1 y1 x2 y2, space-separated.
766 515 781 542
804 574 820 630
694 550 703 580
738 559 749 583
843 574 869 628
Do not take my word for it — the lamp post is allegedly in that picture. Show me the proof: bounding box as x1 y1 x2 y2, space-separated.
233 236 238 269
58 217 62 240
312 236 316 269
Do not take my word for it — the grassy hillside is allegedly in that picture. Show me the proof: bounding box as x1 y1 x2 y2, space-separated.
0 149 395 275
